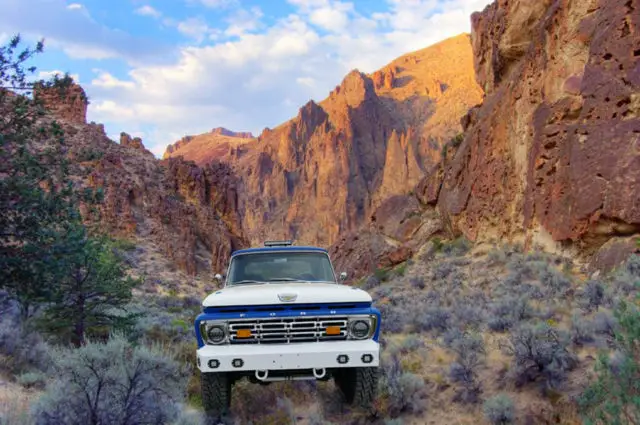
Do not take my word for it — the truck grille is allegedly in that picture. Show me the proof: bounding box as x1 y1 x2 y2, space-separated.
228 316 349 344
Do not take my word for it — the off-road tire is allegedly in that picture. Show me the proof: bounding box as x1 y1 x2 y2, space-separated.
201 372 231 422
334 367 379 408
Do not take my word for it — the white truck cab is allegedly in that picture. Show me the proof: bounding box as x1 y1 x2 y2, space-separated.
194 241 381 419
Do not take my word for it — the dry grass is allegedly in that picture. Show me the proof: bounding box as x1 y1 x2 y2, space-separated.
0 375 36 425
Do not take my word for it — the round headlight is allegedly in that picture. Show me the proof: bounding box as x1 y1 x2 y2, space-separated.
350 320 370 339
207 325 226 344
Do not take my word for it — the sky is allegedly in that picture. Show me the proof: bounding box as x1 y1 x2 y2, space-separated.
0 0 492 157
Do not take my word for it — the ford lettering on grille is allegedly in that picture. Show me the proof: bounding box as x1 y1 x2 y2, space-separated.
228 316 348 344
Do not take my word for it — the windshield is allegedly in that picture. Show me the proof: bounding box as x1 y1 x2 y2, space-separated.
226 251 337 285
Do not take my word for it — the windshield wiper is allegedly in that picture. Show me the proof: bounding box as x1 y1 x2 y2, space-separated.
268 278 303 282
231 280 267 285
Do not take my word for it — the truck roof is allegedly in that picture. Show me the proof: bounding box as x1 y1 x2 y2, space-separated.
231 246 328 257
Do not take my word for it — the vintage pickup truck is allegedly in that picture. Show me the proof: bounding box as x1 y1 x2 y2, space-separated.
194 241 381 419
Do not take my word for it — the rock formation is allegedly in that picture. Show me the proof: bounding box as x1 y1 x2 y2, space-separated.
34 79 88 124
330 194 442 280
163 130 257 164
30 84 248 276
436 0 640 256
165 34 484 248
210 127 254 139
164 136 194 156
119 132 154 157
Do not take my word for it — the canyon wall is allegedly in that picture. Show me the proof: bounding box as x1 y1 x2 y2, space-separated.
165 34 484 248
437 0 640 254
36 80 248 276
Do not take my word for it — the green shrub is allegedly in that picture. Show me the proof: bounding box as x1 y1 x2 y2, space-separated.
0 316 50 374
112 238 137 252
375 267 391 282
75 147 104 162
483 394 515 425
450 133 464 148
579 300 640 424
487 248 507 265
431 237 444 252
16 371 47 389
395 262 408 277
377 354 426 418
442 237 472 256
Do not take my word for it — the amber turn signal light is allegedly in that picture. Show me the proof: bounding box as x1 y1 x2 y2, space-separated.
325 326 341 335
237 329 252 338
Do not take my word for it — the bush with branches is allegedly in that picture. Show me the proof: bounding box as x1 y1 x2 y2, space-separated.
503 322 577 390
31 333 190 425
448 332 485 403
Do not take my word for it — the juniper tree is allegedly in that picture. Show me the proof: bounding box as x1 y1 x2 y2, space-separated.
0 35 138 345
0 34 81 319
38 227 141 347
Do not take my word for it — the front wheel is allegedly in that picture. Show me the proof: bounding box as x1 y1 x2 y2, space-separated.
201 372 231 422
334 367 379 408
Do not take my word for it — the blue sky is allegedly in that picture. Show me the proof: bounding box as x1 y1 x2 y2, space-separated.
0 0 491 156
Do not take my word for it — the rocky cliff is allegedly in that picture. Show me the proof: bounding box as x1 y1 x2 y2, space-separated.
436 0 640 257
165 34 484 247
332 0 640 280
163 128 257 165
34 79 88 125
36 81 248 276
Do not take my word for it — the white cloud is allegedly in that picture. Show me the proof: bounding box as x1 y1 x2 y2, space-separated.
308 3 353 32
85 0 492 157
91 71 134 89
135 5 162 19
296 77 316 87
190 0 239 9
38 70 80 83
0 0 173 65
177 17 216 42
224 7 264 37
287 0 330 10
60 44 118 60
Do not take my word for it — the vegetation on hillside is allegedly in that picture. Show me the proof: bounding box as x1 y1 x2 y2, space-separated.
0 35 191 424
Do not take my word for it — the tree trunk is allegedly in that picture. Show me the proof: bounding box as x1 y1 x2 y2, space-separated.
72 293 85 347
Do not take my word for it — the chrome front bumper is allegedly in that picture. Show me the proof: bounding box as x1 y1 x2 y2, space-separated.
197 340 380 373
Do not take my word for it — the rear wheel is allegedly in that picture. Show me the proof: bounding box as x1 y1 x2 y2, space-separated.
201 372 231 422
334 367 379 408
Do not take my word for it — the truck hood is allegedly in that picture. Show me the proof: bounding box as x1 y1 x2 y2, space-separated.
202 282 372 307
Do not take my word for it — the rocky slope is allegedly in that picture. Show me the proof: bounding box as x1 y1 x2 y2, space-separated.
163 127 256 165
437 0 640 256
334 0 640 280
165 34 484 247
34 82 248 277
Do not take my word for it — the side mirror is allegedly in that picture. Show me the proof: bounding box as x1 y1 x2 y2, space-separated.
214 273 223 282
340 272 347 281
